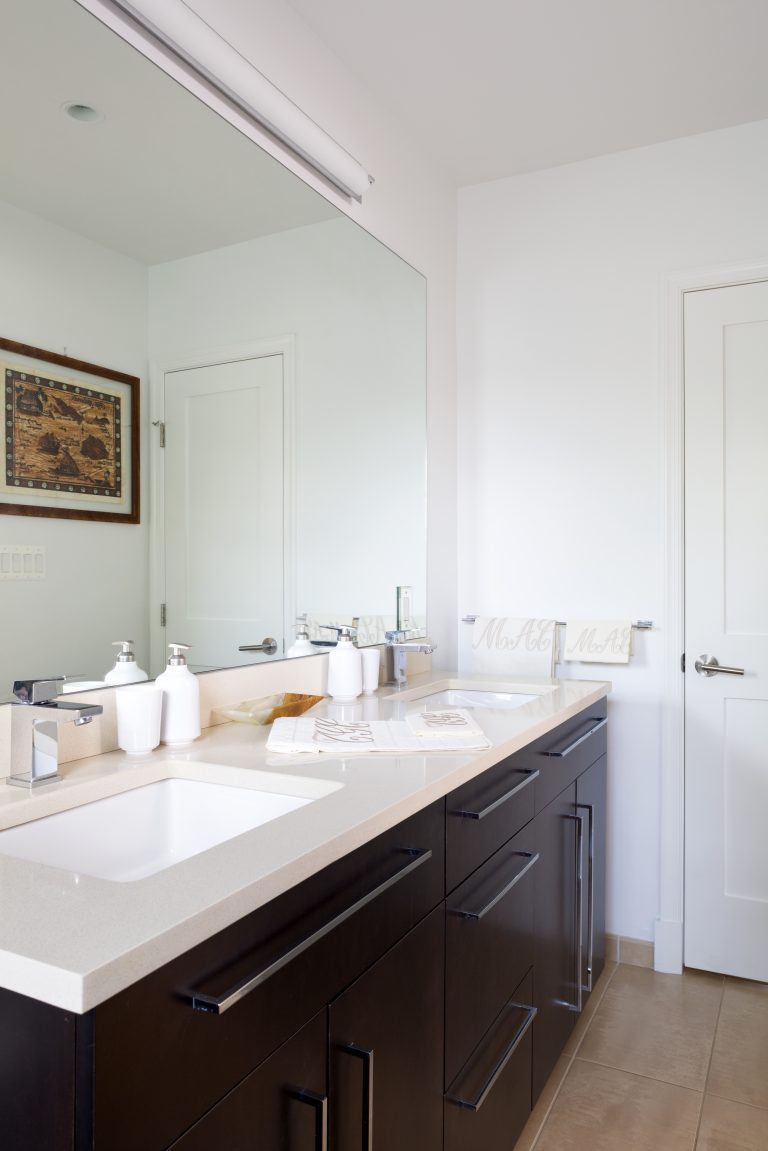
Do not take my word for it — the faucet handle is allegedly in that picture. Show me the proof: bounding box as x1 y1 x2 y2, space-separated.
12 677 65 704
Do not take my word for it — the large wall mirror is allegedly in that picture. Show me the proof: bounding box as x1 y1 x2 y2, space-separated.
0 0 426 690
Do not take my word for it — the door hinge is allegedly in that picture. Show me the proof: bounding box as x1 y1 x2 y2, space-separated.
680 652 685 673
160 603 167 628
152 419 165 447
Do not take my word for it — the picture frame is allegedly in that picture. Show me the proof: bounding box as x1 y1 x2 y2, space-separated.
1 337 140 524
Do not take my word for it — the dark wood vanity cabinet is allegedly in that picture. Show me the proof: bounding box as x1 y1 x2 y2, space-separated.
0 698 607 1151
444 698 608 1145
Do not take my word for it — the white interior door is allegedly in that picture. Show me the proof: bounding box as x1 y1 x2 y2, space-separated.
163 354 284 670
684 280 768 981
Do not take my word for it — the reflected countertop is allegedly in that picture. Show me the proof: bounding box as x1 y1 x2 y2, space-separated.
0 671 609 1013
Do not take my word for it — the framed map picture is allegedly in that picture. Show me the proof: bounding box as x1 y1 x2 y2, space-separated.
1 338 139 523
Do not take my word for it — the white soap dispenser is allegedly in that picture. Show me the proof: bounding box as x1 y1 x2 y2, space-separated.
286 615 318 658
323 625 363 701
104 640 149 686
155 642 201 745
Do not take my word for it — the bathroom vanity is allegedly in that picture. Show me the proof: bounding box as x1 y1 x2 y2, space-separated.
0 677 608 1150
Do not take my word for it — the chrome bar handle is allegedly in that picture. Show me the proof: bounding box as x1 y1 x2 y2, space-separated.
565 812 585 1013
292 1089 328 1151
577 802 595 994
449 852 540 920
340 1044 374 1151
541 717 607 758
238 637 278 655
189 848 432 1013
694 654 745 677
453 770 539 820
445 1002 537 1111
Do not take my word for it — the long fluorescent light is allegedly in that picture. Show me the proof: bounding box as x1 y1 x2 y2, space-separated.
108 0 374 200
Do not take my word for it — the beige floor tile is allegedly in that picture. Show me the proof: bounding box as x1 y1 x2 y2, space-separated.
533 1060 701 1151
619 938 654 969
696 1094 768 1151
512 1055 572 1151
577 967 723 1090
707 978 768 1110
563 960 618 1056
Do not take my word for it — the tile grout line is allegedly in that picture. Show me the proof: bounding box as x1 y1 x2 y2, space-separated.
527 962 620 1149
692 975 727 1149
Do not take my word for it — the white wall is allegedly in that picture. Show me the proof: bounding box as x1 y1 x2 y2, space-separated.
457 118 768 942
0 200 149 687
148 217 427 632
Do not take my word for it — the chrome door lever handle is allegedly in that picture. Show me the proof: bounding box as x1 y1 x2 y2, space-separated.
238 637 278 655
694 654 745 677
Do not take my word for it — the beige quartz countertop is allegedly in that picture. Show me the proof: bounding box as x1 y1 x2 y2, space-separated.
0 672 609 1013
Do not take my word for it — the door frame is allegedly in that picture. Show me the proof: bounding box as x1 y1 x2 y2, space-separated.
657 259 768 973
148 335 296 676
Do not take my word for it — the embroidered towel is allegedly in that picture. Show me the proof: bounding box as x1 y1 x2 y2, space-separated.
267 713 491 754
470 617 557 678
563 619 632 664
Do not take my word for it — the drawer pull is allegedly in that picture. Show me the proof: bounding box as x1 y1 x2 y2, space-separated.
446 1001 537 1111
339 1044 374 1151
449 851 540 921
189 847 432 1014
540 716 607 758
292 1089 328 1151
453 769 539 821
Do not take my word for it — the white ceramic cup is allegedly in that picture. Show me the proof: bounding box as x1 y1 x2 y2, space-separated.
361 648 381 694
116 684 163 755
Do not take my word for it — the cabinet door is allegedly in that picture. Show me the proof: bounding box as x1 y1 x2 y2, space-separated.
577 754 607 1005
168 1011 327 1151
532 782 577 1102
330 906 444 1151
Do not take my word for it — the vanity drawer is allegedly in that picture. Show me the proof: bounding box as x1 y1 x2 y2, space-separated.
86 801 444 1151
444 970 534 1151
445 821 538 1088
522 699 608 813
446 752 537 892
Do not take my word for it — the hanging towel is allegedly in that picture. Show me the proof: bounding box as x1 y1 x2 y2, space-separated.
470 617 557 678
563 619 632 664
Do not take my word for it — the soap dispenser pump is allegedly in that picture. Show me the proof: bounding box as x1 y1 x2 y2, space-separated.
155 642 200 745
104 640 149 686
322 625 362 701
286 615 318 658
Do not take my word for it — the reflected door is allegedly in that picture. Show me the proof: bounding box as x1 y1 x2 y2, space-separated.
163 355 284 669
684 280 768 980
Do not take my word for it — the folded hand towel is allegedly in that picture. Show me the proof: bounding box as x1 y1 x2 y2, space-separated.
470 617 557 678
563 619 632 664
266 714 491 754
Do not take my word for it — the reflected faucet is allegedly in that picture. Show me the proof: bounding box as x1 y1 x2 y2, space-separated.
385 630 437 688
8 677 103 789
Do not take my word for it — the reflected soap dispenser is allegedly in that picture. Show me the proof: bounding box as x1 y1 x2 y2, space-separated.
286 615 318 658
104 640 149 686
323 625 362 701
155 642 200 745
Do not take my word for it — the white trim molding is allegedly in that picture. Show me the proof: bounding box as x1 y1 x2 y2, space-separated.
657 257 768 974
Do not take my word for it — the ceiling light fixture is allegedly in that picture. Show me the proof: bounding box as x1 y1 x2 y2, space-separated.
106 0 374 201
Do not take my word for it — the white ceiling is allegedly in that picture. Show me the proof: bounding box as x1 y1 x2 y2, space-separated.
284 0 768 185
1 0 337 265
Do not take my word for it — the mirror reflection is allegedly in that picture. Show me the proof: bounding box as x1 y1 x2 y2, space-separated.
0 0 426 689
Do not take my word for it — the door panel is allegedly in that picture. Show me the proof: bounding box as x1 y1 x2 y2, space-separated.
684 280 768 980
164 354 284 668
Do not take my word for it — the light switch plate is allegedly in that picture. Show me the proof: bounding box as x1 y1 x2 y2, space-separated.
0 545 46 580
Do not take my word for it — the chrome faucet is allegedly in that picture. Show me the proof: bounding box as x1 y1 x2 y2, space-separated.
8 677 103 789
385 630 436 688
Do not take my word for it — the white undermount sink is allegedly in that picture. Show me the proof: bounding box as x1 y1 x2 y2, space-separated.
0 777 331 882
411 688 539 710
